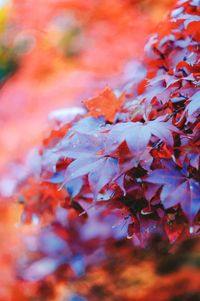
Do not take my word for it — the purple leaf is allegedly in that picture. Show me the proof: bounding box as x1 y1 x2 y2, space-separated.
145 163 200 222
23 258 62 281
186 90 200 117
69 116 105 134
88 157 119 198
66 177 83 198
107 120 178 154
65 158 102 181
46 171 64 184
60 132 104 159
64 157 119 198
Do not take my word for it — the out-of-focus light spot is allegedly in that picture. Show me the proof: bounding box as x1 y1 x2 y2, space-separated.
0 0 8 7
50 12 76 31
40 231 68 256
0 178 16 197
69 295 87 301
189 226 194 234
13 33 36 55
24 236 38 252
32 214 40 225
23 258 60 281
71 255 85 277
55 207 68 226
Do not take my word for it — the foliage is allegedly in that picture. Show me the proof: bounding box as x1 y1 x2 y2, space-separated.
9 2 199 299
0 0 174 170
25 0 200 241
0 0 200 300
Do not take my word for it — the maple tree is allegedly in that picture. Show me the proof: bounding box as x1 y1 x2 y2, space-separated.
0 0 200 300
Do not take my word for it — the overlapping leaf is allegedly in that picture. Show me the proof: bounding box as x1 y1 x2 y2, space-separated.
145 162 200 222
106 119 179 154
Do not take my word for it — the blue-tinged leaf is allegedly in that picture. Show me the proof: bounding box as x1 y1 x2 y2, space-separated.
145 164 200 222
106 122 149 153
69 294 87 301
41 149 61 172
107 120 179 155
190 0 200 6
125 124 151 153
66 177 83 198
116 174 126 195
145 169 183 185
68 116 105 134
96 188 115 201
39 231 68 255
70 255 85 277
186 90 200 117
146 120 177 146
23 258 62 281
59 131 104 159
46 171 65 184
64 157 102 182
88 157 119 198
180 180 200 222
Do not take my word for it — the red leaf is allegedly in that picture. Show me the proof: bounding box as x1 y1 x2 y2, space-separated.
84 87 125 123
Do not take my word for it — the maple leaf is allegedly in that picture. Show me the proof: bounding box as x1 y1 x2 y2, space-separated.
177 124 200 169
145 161 200 222
63 152 119 198
147 74 180 88
52 119 120 198
47 171 83 198
178 142 200 170
106 118 179 154
84 87 125 123
185 90 200 119
43 116 121 198
41 117 106 172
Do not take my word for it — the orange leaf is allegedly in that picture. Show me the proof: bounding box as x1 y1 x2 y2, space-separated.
84 87 125 123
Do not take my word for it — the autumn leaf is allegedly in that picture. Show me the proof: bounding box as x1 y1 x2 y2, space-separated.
106 118 179 154
145 161 200 222
84 87 125 123
185 90 200 118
